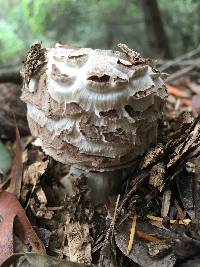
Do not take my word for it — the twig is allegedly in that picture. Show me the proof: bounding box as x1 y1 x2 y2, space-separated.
157 59 200 66
117 172 149 216
111 194 120 242
166 65 196 83
159 45 200 71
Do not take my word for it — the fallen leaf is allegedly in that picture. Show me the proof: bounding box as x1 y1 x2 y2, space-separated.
172 235 200 260
23 160 49 186
0 191 45 264
115 221 176 267
1 252 93 267
147 240 172 258
21 160 48 203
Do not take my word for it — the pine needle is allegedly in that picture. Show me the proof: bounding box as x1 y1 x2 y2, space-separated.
127 213 137 255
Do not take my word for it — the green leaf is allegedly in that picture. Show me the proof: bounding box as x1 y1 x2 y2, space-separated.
0 140 12 174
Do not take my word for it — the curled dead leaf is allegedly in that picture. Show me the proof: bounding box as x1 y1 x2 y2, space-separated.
0 191 45 264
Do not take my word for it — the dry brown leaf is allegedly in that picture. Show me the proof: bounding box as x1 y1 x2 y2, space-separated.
23 160 49 185
0 191 45 264
115 221 176 267
35 186 47 205
147 240 172 258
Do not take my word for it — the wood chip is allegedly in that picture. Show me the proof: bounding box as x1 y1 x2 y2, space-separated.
161 190 171 217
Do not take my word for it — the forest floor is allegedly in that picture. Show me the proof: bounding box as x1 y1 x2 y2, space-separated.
0 62 200 267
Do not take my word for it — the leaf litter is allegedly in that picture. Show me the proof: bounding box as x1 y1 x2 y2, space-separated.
0 69 200 267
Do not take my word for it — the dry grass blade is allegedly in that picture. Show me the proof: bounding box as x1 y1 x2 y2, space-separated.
147 215 191 225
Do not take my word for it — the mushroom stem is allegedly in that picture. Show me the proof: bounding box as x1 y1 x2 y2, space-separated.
61 164 135 205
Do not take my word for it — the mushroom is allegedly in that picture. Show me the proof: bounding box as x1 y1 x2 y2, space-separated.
21 43 167 203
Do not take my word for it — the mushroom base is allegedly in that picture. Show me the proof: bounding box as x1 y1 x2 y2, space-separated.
60 164 136 205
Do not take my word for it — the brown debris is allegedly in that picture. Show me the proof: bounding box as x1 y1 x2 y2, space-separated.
22 43 46 89
140 143 164 170
149 162 165 191
102 128 129 144
87 74 110 83
161 190 171 218
147 240 172 258
99 109 119 119
79 114 102 142
60 175 93 264
66 222 92 264
118 43 150 65
21 160 48 203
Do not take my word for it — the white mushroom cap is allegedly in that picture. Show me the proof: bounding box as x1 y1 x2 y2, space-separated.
21 43 167 171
